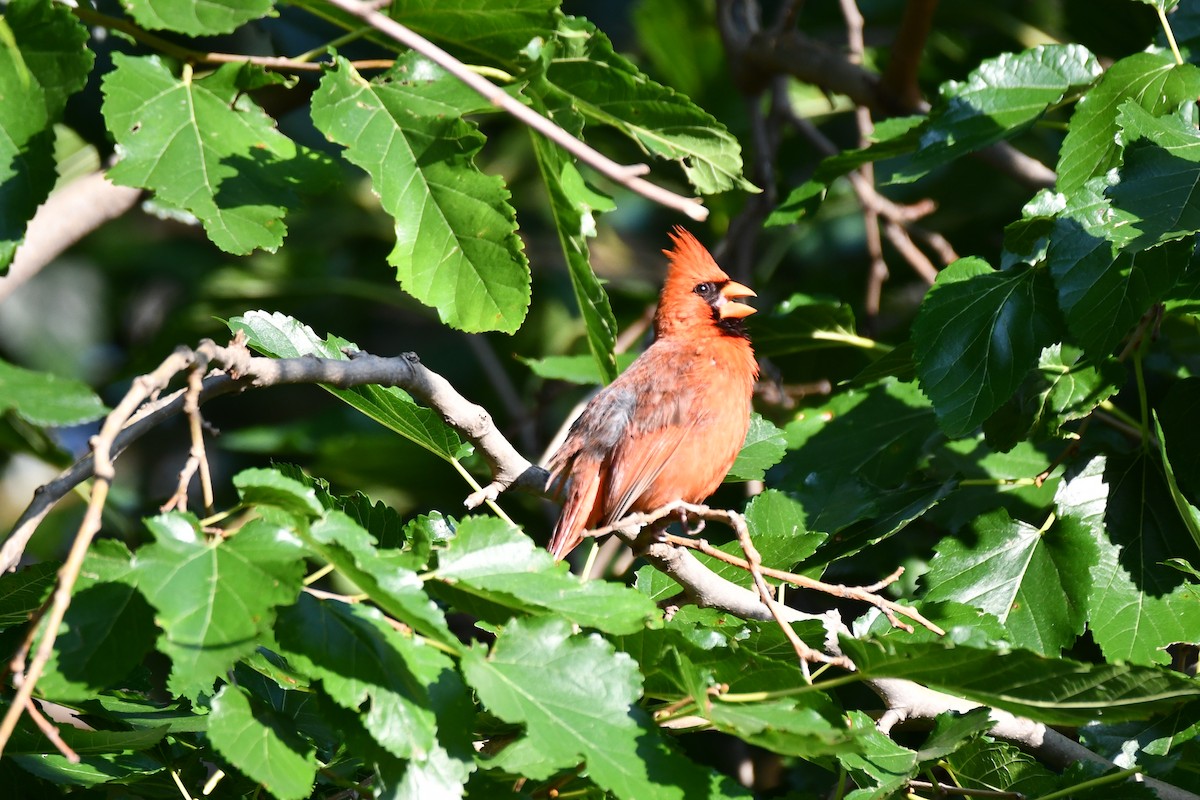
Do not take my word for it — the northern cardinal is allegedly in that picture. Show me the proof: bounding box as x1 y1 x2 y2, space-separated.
546 227 758 559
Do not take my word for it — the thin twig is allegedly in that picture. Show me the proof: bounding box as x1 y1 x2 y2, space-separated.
664 533 937 635
587 500 942 635
0 347 197 756
879 0 940 111
72 6 394 74
23 699 79 763
839 0 891 319
782 97 949 283
882 218 939 283
185 360 215 516
323 0 709 221
726 509 847 676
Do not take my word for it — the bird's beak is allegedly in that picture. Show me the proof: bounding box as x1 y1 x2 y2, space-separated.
716 281 757 319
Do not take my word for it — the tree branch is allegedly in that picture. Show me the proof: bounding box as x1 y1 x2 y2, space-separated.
880 0 940 111
0 172 141 304
323 0 709 221
4 334 1195 800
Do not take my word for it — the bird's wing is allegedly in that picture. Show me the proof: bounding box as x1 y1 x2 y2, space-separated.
599 405 703 527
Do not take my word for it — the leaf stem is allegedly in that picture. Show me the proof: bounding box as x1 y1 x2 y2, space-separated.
449 459 516 525
1097 399 1141 432
1158 5 1184 66
303 563 336 585
719 673 863 702
809 330 893 352
1133 353 1151 448
1032 766 1141 800
958 477 1039 487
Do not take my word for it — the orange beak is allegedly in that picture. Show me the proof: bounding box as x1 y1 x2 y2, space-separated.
716 281 757 319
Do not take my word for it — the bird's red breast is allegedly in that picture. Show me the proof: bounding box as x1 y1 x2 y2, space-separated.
545 227 759 560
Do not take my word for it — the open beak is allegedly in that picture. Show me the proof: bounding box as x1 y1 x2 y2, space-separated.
716 281 757 319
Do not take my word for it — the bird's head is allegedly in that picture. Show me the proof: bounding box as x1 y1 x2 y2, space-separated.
656 227 756 339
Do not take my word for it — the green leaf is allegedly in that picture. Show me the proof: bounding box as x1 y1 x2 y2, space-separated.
836 711 919 799
726 414 787 482
526 15 754 195
530 118 620 383
6 717 169 757
805 479 956 566
41 541 156 701
842 636 1200 725
120 0 275 36
234 467 324 521
706 696 856 758
944 737 1058 797
132 513 307 697
520 352 636 385
922 508 1091 655
434 517 658 635
916 709 994 763
0 561 55 629
890 44 1101 184
1027 344 1123 438
1047 180 1191 357
208 686 317 800
1086 453 1200 665
5 0 92 119
764 180 825 226
809 115 925 186
1057 52 1200 193
275 594 437 760
691 489 826 588
776 378 938 489
306 510 455 644
311 56 530 334
0 15 53 270
230 311 469 462
462 616 747 799
0 358 108 426
1154 412 1200 553
102 55 334 255
913 258 1062 437
1160 377 1200 502
1108 102 1200 248
387 0 557 69
1001 189 1064 269
749 294 862 357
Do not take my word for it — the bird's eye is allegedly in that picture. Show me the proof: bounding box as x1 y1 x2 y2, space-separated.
694 282 713 297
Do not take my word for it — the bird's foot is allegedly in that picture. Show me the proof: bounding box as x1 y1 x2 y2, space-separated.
677 508 705 537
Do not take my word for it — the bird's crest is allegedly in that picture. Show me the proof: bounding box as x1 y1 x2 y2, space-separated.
663 226 728 288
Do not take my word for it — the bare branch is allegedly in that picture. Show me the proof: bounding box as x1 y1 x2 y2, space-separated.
0 346 198 755
323 0 709 221
880 0 940 111
0 172 141 304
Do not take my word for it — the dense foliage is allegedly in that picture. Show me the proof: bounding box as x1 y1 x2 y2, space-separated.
2 0 1200 798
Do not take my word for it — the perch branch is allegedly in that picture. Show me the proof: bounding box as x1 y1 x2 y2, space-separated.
4 335 1198 800
588 501 941 635
323 0 709 221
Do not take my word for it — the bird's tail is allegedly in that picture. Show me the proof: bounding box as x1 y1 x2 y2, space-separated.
547 462 601 560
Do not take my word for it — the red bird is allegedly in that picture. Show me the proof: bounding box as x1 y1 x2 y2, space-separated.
546 227 759 560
